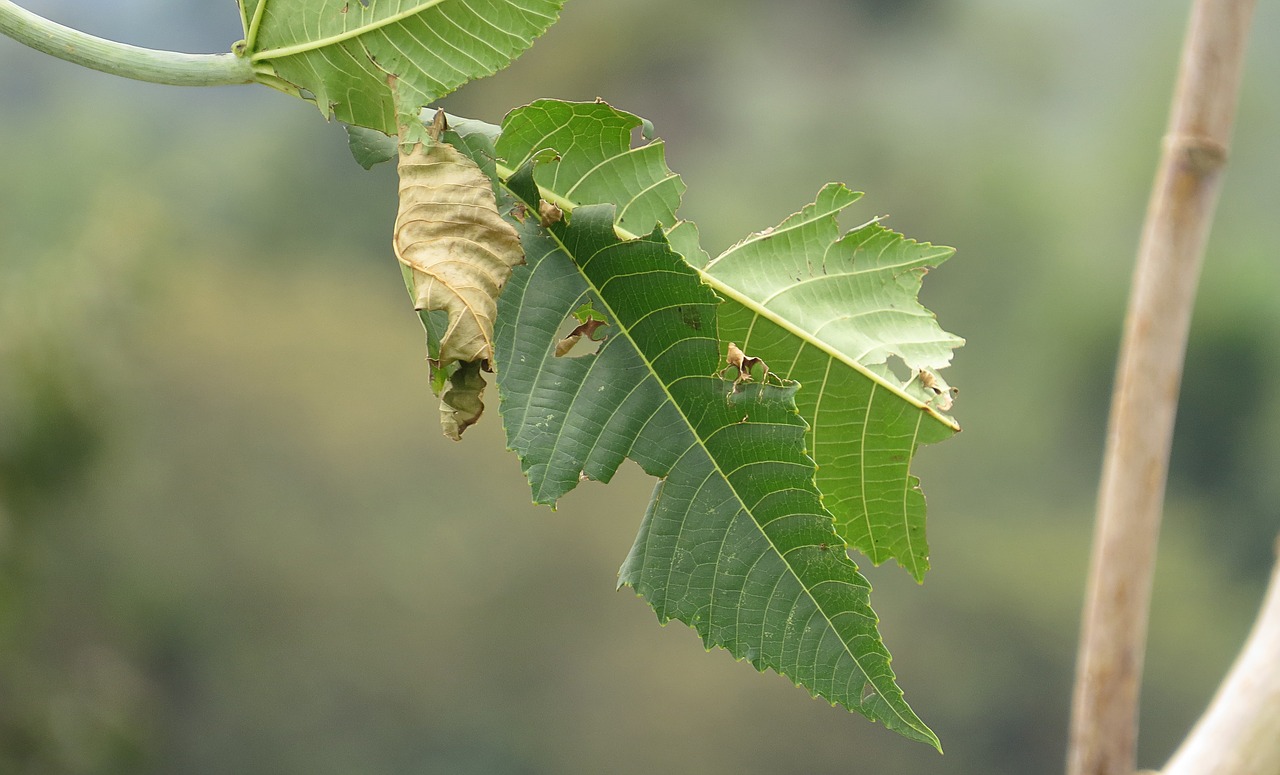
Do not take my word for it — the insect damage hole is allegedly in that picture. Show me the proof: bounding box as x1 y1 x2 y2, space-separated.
554 301 610 358
917 369 958 412
882 355 912 385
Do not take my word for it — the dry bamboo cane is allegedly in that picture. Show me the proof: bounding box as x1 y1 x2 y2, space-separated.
1066 2 1256 774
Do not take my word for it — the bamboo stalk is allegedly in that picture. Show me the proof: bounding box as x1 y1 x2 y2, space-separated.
1066 2 1256 774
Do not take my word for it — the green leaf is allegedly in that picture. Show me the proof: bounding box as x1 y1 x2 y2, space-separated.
701 185 964 581
345 111 502 171
489 102 940 748
483 100 962 579
240 0 564 132
494 100 684 238
345 124 397 169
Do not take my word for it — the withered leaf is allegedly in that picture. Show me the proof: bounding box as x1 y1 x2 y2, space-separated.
394 127 524 367
440 360 488 441
723 341 770 385
918 369 958 412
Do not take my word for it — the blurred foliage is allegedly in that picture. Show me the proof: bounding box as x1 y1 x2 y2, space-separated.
1 0 1279 772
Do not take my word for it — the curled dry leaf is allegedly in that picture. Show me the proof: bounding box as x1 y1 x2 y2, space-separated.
440 360 487 440
394 130 524 367
394 114 523 438
918 369 958 412
722 341 770 386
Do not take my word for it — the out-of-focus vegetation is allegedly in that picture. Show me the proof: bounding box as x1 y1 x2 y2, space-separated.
2 0 1278 772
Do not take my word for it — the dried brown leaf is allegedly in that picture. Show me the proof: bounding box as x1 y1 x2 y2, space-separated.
394 131 524 366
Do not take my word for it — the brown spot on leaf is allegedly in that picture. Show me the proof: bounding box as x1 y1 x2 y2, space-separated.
538 199 564 227
919 369 958 412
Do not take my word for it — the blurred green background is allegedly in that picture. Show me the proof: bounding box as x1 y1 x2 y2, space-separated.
2 1 1279 772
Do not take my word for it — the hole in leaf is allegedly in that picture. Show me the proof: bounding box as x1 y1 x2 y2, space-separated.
554 301 610 358
882 355 911 385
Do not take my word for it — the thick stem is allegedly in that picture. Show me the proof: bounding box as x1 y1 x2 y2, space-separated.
1066 2 1256 774
1162 536 1280 775
0 0 252 87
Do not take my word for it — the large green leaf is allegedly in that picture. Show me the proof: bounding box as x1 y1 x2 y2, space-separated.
699 186 964 581
238 0 563 132
484 100 961 581
487 101 940 747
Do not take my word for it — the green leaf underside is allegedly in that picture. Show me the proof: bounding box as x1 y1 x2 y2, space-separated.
482 100 960 582
345 124 398 169
702 185 964 581
241 0 563 132
489 102 939 747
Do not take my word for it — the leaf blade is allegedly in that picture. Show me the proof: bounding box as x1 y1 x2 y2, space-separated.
485 100 962 581
492 110 939 747
394 133 523 368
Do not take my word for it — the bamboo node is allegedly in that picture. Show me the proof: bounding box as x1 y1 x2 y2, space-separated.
1165 133 1228 173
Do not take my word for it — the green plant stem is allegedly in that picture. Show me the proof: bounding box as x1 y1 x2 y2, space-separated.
0 0 252 86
